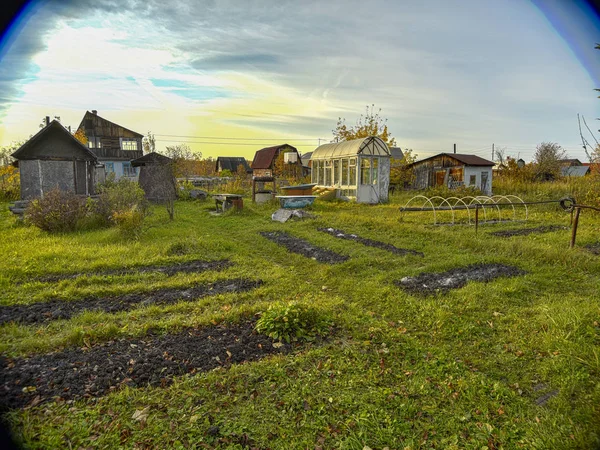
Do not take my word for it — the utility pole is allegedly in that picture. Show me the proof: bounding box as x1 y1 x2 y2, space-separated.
453 143 456 154
492 143 495 161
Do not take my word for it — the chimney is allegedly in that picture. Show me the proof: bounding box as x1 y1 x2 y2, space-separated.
91 110 97 115
45 116 50 126
453 143 456 154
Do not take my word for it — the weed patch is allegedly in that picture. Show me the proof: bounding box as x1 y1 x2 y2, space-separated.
318 227 424 256
259 231 348 264
396 263 525 295
0 321 292 409
0 279 261 325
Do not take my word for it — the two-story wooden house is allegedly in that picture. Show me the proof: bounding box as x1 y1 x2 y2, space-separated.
76 110 143 180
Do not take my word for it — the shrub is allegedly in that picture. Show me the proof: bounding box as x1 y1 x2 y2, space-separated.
0 165 19 201
94 177 148 226
25 189 88 232
111 205 146 239
255 302 332 343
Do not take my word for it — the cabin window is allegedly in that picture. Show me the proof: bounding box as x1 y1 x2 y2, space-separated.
360 158 371 185
104 162 114 173
342 159 349 185
122 162 137 177
349 158 357 185
469 175 476 186
120 138 138 151
333 160 340 185
87 137 102 149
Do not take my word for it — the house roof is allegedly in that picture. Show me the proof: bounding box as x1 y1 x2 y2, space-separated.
251 144 298 169
390 147 404 160
408 153 495 167
300 151 313 166
78 110 143 138
216 156 251 172
131 152 173 167
561 165 590 177
559 158 582 166
311 136 390 160
11 120 98 161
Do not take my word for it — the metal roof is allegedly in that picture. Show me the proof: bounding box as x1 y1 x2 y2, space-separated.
131 152 173 167
251 144 298 169
390 147 404 159
409 153 495 167
561 165 590 177
216 157 251 172
11 120 98 161
311 136 390 159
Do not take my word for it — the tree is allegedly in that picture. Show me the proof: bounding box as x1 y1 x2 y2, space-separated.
236 163 248 179
390 149 417 188
273 150 303 180
143 132 155 154
533 142 567 180
73 128 88 146
332 104 396 146
163 144 201 180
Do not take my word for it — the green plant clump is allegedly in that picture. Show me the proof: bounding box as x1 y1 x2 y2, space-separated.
25 188 87 232
255 301 332 343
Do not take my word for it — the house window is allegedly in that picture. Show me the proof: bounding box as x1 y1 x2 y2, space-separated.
120 138 138 151
87 137 102 148
469 174 476 186
123 162 137 177
360 158 371 185
104 162 114 173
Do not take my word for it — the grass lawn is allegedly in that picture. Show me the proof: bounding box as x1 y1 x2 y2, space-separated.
1 193 599 449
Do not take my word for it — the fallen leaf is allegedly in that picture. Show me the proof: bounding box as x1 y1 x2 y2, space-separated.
132 406 150 422
272 342 284 349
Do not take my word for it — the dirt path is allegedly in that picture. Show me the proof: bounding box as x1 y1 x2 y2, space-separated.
318 227 424 256
260 231 348 264
489 225 567 237
32 259 232 283
0 279 262 325
0 322 291 409
396 263 525 295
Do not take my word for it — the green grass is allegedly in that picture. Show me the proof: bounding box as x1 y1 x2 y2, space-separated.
1 192 600 449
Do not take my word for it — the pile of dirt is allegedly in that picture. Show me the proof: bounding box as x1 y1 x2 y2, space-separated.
318 227 424 257
396 263 525 295
490 225 567 237
0 279 262 325
34 259 232 283
0 322 292 409
259 231 348 264
584 243 600 255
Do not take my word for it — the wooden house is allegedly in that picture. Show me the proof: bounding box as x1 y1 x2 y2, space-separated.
11 120 99 199
76 110 143 180
407 153 495 195
250 144 302 177
215 157 251 175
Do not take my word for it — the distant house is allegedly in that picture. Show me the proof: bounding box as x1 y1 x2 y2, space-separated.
250 144 302 177
76 110 143 180
11 120 99 199
561 165 590 177
299 151 312 177
215 157 251 174
407 153 495 195
559 158 582 167
390 147 404 161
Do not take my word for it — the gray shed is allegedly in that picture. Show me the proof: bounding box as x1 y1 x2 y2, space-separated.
311 136 391 203
11 120 99 199
131 152 177 201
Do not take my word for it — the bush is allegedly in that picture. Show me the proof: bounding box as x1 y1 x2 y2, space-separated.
0 165 19 201
255 302 332 343
25 189 88 232
111 206 146 239
94 177 148 226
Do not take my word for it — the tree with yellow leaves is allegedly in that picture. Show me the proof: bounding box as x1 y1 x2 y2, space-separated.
332 104 396 147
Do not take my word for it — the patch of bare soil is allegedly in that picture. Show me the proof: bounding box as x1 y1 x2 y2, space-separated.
584 242 600 255
490 225 567 237
318 227 424 257
395 263 525 295
34 259 232 283
0 279 262 326
0 321 292 410
260 231 348 264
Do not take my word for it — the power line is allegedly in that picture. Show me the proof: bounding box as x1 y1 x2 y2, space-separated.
153 133 326 141
153 139 318 147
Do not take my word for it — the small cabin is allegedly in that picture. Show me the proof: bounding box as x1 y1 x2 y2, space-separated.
311 136 391 203
250 144 302 178
11 120 100 199
215 157 251 175
408 153 495 195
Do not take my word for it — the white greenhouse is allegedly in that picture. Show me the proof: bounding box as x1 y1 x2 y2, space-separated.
311 136 391 203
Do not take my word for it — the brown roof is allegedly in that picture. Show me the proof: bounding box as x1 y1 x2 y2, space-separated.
409 153 495 167
251 144 297 169
131 152 173 167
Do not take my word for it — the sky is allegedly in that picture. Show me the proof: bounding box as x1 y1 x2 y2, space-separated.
0 0 599 162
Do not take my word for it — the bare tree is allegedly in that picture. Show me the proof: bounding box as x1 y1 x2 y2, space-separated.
533 142 567 180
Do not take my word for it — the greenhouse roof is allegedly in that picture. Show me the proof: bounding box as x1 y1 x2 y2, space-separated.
311 136 390 159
